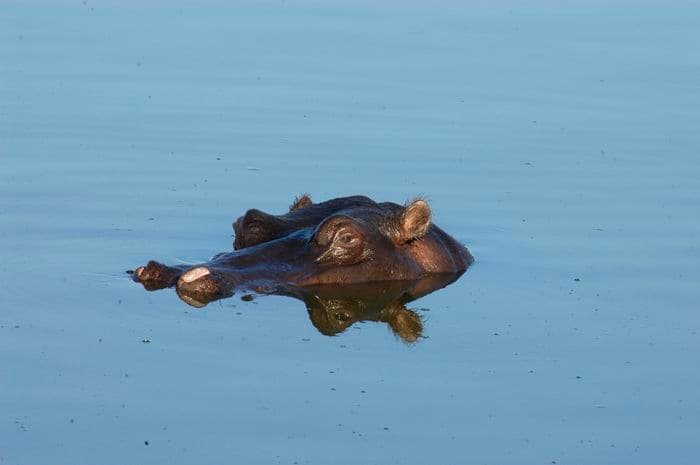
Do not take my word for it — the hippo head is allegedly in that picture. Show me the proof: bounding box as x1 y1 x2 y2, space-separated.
132 195 473 338
170 196 471 301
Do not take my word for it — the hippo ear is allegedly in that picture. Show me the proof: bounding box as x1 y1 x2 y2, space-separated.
391 199 432 244
289 194 313 211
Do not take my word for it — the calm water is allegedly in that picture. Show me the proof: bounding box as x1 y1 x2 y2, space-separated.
2 2 699 464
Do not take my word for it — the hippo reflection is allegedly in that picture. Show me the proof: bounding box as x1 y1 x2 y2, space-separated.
184 274 461 343
131 195 473 338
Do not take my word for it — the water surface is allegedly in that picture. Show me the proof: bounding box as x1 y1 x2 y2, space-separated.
1 2 699 464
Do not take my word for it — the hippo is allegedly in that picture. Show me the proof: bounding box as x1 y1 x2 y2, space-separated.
132 195 474 306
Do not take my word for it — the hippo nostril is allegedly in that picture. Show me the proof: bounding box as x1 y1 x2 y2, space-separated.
180 267 211 284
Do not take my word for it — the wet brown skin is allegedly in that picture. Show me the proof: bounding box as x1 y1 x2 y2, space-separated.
232 194 472 274
132 195 474 304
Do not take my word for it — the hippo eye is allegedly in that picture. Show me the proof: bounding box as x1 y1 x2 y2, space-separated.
314 216 367 265
339 233 356 245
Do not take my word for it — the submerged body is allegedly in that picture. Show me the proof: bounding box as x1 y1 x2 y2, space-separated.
133 195 474 304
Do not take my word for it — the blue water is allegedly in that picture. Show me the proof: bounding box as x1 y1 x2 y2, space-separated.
2 2 699 464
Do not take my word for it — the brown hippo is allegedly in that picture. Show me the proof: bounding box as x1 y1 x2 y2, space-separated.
132 194 474 306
